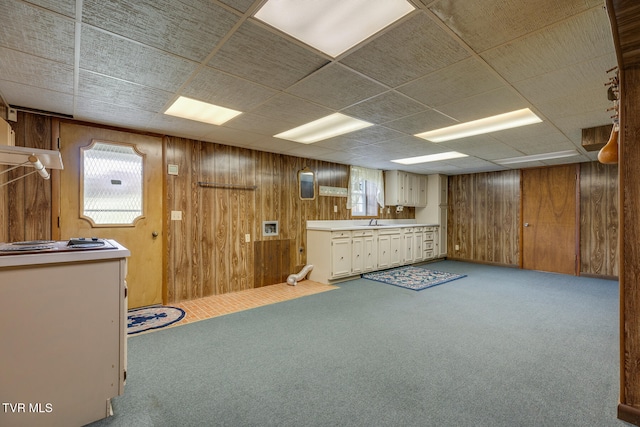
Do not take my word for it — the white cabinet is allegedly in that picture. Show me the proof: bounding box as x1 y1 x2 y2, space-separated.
385 171 428 207
377 234 391 269
424 226 437 260
414 227 425 262
331 231 352 278
0 241 129 427
403 227 414 264
390 232 402 267
307 224 439 284
352 229 376 274
416 175 428 207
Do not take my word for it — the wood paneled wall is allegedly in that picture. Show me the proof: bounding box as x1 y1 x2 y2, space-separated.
447 165 619 277
164 136 414 302
2 112 52 243
447 170 520 266
580 162 619 277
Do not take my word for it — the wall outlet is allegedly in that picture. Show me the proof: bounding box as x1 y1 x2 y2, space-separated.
455 244 460 251
334 205 338 213
171 210 182 221
245 234 251 243
167 164 179 175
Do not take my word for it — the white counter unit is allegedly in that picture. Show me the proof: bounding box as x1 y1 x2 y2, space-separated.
0 240 129 427
306 222 439 284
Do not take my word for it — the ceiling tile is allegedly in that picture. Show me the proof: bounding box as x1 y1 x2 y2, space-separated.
341 91 427 124
428 0 603 53
0 47 74 94
324 125 407 145
481 7 614 83
0 1 75 64
217 0 257 14
385 109 456 135
435 86 528 122
78 70 175 113
80 26 199 92
0 80 74 116
397 57 505 107
82 0 240 62
514 54 616 107
247 93 333 126
209 21 329 90
438 135 525 160
286 63 387 110
75 97 156 129
222 112 297 136
341 12 470 87
25 0 76 18
182 67 278 111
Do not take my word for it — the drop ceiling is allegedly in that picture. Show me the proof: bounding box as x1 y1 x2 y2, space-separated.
0 0 617 175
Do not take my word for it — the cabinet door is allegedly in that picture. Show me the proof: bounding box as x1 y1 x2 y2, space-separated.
414 231 424 262
390 234 402 266
416 175 428 207
403 173 414 205
331 238 351 277
363 235 377 271
378 235 391 269
403 232 413 264
351 237 364 274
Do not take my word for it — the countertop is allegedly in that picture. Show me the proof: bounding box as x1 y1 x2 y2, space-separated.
306 220 439 231
0 239 130 268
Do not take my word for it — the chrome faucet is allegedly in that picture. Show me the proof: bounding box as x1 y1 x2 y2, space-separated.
368 218 378 226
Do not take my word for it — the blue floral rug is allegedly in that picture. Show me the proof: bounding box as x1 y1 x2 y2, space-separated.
127 305 186 335
362 266 466 291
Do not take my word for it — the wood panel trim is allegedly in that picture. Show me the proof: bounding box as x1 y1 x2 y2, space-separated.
619 403 640 426
51 118 60 241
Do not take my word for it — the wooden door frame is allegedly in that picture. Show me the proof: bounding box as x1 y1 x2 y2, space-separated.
519 164 581 275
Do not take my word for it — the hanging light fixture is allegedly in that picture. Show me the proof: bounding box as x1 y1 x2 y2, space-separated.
598 121 618 164
598 67 619 165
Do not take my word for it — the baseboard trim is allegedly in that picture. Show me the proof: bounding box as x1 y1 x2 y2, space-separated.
618 403 640 425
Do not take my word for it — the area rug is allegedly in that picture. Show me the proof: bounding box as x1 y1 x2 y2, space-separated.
362 266 466 291
127 305 186 335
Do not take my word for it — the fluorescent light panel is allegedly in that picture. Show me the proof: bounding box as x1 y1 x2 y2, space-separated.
392 151 468 165
254 0 415 58
415 108 542 142
164 96 242 125
494 150 579 165
275 113 373 144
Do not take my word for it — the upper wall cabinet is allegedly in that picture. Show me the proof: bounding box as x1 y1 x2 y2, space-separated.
384 170 427 207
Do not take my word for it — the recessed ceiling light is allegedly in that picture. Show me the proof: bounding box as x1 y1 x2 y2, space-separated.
164 96 242 125
415 108 542 143
493 150 580 165
254 0 415 58
275 113 374 144
392 151 468 165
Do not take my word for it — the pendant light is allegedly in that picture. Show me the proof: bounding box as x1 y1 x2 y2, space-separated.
598 122 618 164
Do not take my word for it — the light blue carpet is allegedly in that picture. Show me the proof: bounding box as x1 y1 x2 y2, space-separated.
89 261 622 427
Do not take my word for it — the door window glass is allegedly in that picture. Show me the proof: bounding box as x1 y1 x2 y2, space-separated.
81 141 144 226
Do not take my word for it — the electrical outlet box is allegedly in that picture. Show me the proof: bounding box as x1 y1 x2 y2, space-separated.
334 205 338 213
171 210 182 221
245 234 251 243
455 244 460 251
167 164 179 175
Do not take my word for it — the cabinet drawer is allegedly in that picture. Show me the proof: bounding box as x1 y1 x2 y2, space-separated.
378 227 401 235
425 241 434 250
424 232 434 240
425 250 434 259
352 230 374 237
403 227 414 234
331 231 351 239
